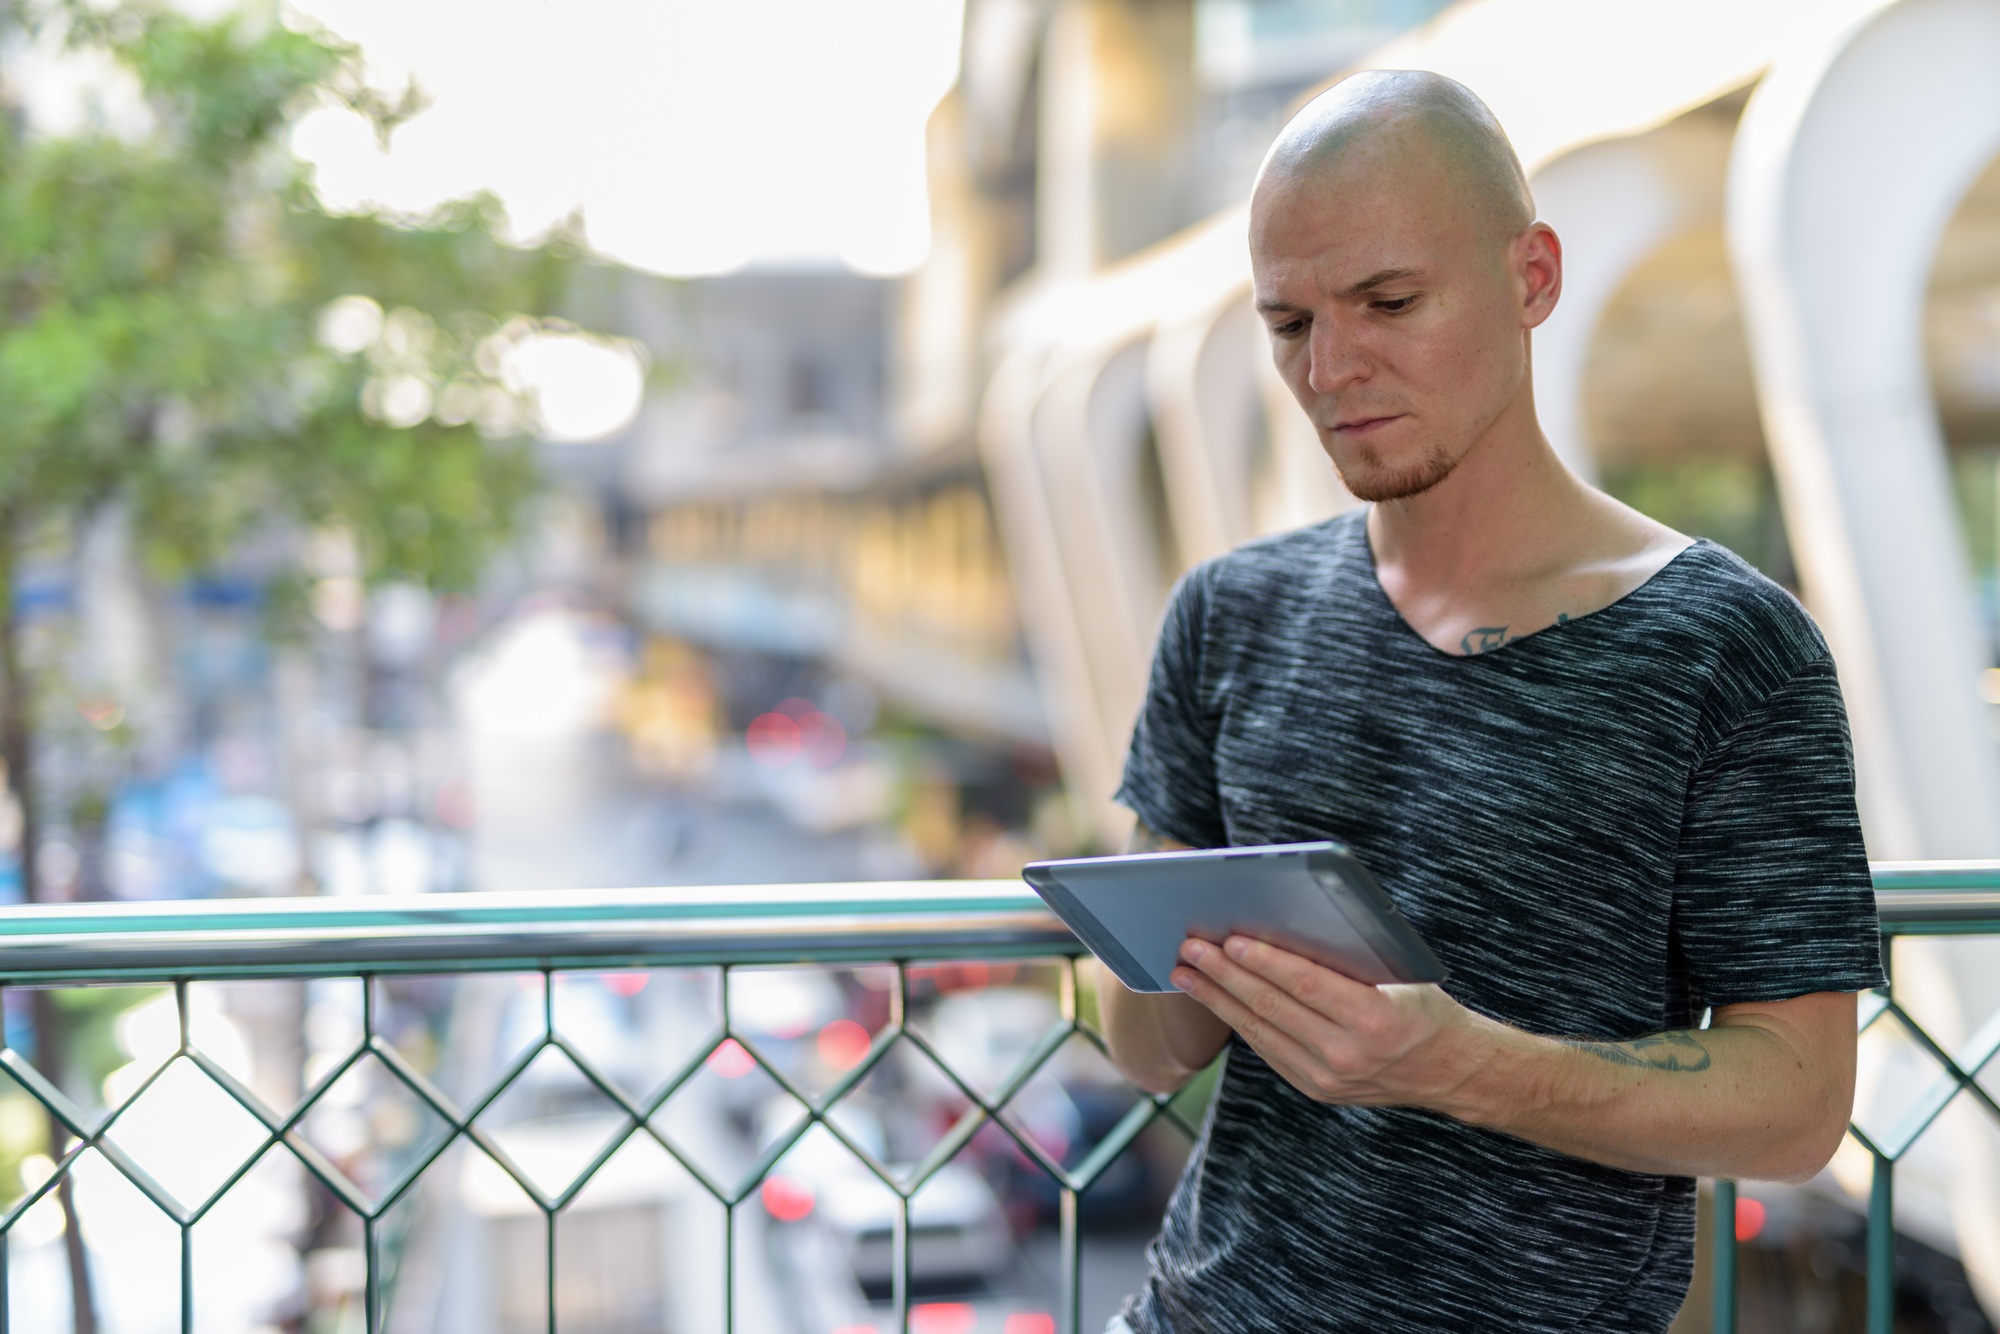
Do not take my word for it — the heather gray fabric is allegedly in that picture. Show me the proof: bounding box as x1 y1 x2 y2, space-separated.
1114 509 1885 1334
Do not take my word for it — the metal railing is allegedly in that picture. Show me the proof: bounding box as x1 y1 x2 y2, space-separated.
1712 863 2000 1334
0 867 1993 1333
0 881 1190 1333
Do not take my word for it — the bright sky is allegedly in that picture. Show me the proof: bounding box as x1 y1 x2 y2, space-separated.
287 0 968 277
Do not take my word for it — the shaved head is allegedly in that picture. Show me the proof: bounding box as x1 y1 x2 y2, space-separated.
1247 71 1556 504
1256 70 1533 249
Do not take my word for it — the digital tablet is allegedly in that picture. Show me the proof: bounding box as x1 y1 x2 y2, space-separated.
1022 840 1446 993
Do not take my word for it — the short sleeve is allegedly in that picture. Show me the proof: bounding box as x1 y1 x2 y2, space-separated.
1115 567 1228 848
1671 656 1886 1007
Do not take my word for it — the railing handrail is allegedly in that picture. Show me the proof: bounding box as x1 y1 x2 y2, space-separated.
0 863 1992 981
0 879 1075 980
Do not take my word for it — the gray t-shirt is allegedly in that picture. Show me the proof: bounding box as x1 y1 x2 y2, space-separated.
1115 510 1885 1334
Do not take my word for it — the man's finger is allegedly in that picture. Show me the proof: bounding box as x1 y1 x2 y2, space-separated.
1171 963 1332 1094
1219 935 1379 1019
1179 938 1347 1046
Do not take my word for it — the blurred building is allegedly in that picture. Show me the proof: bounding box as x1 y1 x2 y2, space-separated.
614 272 1038 747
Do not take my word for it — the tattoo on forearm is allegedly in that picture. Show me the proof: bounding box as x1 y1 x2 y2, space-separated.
1571 1031 1713 1072
1130 822 1176 853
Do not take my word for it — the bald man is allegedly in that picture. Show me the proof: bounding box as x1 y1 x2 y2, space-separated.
1097 72 1883 1332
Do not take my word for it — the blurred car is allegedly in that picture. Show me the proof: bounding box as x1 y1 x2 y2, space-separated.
925 987 1175 1228
761 1103 1013 1302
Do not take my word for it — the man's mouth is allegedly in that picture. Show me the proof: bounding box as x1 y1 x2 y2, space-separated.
1331 414 1403 436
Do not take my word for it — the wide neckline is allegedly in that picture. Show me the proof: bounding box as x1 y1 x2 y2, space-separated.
1348 513 1709 664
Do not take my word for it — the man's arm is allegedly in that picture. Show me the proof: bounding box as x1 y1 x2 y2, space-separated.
1172 934 1856 1182
1094 823 1232 1094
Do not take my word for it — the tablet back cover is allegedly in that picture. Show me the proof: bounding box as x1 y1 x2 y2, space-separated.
1024 843 1445 991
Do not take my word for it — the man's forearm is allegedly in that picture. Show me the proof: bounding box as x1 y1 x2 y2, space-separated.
1097 961 1231 1094
1435 1004 1854 1182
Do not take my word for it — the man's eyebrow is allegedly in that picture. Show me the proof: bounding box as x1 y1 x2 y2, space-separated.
1255 268 1425 313
1337 267 1423 298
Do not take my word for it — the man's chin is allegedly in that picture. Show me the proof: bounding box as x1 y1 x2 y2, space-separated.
1333 450 1457 503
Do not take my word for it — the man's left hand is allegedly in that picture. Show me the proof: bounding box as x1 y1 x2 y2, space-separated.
1170 934 1493 1112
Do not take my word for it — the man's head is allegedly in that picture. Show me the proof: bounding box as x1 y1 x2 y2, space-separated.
1249 70 1557 503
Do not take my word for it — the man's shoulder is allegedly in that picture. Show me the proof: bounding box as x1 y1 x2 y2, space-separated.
1650 542 1827 661
1187 509 1366 607
1638 541 1838 721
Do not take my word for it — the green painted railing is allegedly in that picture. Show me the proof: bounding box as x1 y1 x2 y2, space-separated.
1711 862 2000 1334
0 867 1991 1332
0 881 1178 1334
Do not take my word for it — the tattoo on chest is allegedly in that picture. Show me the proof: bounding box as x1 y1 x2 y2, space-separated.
1458 614 1576 655
1571 1032 1713 1072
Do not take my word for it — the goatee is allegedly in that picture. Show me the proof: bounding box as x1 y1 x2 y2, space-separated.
1333 443 1457 503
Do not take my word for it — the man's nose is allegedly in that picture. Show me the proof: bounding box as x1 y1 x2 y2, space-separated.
1306 321 1369 397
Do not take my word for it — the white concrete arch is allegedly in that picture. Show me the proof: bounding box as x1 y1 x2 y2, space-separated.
1030 335 1173 734
979 0 1902 838
1728 0 2000 861
977 345 1134 845
1151 287 1360 567
1728 0 2000 1300
980 320 1187 846
1148 290 1262 565
978 211 1302 841
1529 107 1735 481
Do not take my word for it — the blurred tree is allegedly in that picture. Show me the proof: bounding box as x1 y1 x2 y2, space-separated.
0 2 605 1323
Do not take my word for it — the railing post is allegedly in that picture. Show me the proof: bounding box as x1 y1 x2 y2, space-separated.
1868 1152 1894 1334
365 1214 381 1334
725 1200 738 1334
1711 1178 1737 1334
1061 1185 1081 1334
181 1225 194 1334
895 1194 912 1334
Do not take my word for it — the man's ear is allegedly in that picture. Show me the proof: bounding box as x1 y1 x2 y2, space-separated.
1518 223 1562 330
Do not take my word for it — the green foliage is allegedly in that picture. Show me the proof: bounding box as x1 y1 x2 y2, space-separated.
1951 448 2000 580
0 0 620 923
0 0 589 590
47 984 168 1105
0 985 168 1198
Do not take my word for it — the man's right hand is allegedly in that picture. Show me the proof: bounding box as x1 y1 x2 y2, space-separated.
1094 823 1232 1093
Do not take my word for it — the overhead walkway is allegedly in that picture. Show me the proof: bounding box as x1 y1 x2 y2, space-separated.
973 0 2000 1307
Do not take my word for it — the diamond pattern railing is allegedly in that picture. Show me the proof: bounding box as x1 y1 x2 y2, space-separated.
1710 863 2000 1334
0 959 1195 1333
0 869 1996 1333
0 881 1205 1333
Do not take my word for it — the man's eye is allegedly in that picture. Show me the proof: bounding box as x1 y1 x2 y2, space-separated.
1374 296 1417 314
1271 318 1307 338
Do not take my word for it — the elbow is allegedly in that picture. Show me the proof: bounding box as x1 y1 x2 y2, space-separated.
1752 1099 1852 1185
1131 1066 1195 1098
1712 996 1859 1185
1105 1044 1195 1097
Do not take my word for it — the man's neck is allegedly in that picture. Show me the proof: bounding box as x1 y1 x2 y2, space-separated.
1360 387 1686 655
1366 393 1589 592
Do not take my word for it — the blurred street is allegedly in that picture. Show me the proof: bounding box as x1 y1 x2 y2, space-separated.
2 0 2000 1329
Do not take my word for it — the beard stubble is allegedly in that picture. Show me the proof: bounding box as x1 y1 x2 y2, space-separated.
1332 439 1458 503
